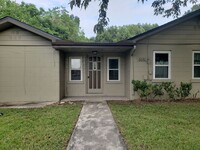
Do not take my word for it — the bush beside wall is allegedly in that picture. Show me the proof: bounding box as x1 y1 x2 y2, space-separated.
132 80 192 100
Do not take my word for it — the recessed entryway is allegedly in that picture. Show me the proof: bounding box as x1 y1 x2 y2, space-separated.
87 56 102 94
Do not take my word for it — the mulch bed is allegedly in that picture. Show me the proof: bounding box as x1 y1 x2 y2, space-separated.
108 98 200 105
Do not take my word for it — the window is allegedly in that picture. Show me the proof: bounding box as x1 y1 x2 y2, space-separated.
69 57 82 81
193 51 200 79
153 51 171 79
107 57 120 81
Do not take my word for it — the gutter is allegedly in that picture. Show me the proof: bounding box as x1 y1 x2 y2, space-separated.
52 42 134 50
53 45 134 49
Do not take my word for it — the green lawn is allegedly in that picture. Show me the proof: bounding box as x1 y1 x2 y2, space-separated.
0 104 81 150
109 102 200 150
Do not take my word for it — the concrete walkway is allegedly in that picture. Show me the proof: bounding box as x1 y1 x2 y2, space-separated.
67 102 127 150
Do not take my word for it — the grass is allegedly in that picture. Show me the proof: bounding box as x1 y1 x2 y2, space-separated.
109 102 200 150
0 103 81 150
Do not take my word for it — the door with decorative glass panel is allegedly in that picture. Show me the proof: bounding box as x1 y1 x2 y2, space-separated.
88 56 102 93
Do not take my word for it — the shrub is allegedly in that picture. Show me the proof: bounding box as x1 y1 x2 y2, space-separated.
132 80 193 100
132 80 152 99
161 82 192 99
152 84 164 98
179 82 192 99
161 82 178 99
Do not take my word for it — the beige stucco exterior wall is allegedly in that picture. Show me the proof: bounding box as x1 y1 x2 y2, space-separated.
0 27 60 103
132 17 200 99
65 52 126 97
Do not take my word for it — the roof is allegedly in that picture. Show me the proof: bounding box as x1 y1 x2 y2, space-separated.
53 40 133 47
124 9 200 43
0 16 60 42
53 40 134 52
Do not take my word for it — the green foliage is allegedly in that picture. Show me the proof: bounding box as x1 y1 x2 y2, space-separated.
132 80 192 100
132 80 152 99
149 0 198 17
94 24 158 42
179 82 192 98
191 4 200 11
70 0 199 33
0 0 88 41
132 80 164 99
152 84 164 98
161 82 178 99
162 82 192 99
185 4 200 14
70 0 109 33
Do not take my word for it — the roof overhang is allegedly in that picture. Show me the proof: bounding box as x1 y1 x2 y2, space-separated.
52 41 134 52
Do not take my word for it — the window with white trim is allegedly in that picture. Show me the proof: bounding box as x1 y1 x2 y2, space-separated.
193 51 200 78
69 57 82 81
107 57 120 81
153 51 171 79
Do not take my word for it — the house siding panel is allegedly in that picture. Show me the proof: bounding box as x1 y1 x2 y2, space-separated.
0 27 51 45
138 17 200 44
0 27 60 103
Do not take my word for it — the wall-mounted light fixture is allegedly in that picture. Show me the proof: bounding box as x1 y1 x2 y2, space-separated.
92 51 98 55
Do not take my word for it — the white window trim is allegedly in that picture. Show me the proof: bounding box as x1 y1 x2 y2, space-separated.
192 51 200 79
153 51 171 80
69 57 83 81
107 57 120 81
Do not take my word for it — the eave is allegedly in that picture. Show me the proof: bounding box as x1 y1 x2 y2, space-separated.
52 41 134 53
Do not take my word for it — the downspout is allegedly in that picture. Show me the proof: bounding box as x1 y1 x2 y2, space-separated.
131 45 136 56
147 38 150 81
130 44 136 99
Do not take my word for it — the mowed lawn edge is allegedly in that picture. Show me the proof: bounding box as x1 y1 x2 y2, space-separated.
108 102 200 150
0 103 82 150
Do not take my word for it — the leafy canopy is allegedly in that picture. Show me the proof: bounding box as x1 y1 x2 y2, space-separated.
69 0 199 33
185 4 200 14
70 0 109 34
0 0 88 41
93 23 158 42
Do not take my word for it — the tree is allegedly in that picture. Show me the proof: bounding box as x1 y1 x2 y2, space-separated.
93 23 158 42
0 0 88 41
185 4 200 14
69 0 199 33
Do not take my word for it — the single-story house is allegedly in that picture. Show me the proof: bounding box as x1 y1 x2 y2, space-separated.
1 9 200 103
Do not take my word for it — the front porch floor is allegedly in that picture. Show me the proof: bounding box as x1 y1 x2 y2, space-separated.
61 96 129 102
